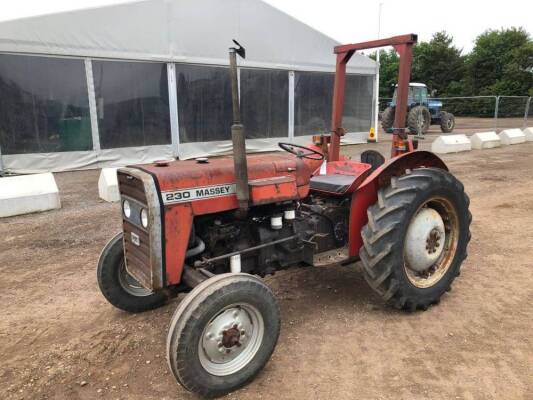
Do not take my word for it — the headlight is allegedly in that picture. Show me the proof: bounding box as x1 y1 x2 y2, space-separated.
122 200 131 218
140 208 149 228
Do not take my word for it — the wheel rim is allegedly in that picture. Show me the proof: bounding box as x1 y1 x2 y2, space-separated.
403 197 459 288
118 261 152 297
199 303 264 376
416 113 425 133
447 119 453 129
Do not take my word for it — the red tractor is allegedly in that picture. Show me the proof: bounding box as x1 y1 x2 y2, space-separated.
98 34 470 397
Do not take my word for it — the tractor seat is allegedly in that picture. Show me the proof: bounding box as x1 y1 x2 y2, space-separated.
309 160 373 196
309 174 358 195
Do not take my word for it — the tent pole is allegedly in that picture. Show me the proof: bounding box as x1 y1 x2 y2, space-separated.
288 71 295 142
167 63 180 158
85 59 101 161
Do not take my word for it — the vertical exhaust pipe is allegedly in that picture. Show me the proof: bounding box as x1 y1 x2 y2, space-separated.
229 40 249 214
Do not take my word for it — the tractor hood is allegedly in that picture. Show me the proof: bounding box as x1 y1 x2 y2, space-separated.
127 153 322 193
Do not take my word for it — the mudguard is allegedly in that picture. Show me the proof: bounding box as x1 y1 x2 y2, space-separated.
348 151 448 257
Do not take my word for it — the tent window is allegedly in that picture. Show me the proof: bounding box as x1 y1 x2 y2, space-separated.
294 72 373 136
0 54 92 154
92 60 170 149
176 64 233 143
294 72 333 137
240 69 288 139
343 74 374 133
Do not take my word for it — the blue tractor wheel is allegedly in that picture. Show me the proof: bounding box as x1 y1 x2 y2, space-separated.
440 112 455 133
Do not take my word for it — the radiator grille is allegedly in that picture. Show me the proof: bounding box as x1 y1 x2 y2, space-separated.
118 171 153 290
118 172 147 203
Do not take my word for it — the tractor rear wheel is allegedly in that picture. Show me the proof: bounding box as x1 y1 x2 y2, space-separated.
167 273 280 398
440 111 455 133
407 106 431 135
360 168 471 311
97 233 167 313
381 107 395 132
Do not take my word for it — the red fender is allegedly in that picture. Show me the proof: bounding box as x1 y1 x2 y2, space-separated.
348 151 448 257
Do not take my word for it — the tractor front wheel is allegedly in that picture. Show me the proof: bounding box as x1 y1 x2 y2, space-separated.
360 168 471 311
440 111 455 133
97 233 167 313
167 273 280 398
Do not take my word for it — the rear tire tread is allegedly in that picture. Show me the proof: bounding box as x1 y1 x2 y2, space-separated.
360 168 471 311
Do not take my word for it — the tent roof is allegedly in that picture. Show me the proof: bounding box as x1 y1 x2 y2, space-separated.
0 0 375 74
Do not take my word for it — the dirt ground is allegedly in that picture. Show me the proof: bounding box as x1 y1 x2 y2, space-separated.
1 139 532 400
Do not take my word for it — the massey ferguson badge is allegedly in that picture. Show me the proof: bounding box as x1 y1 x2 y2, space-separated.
163 184 236 204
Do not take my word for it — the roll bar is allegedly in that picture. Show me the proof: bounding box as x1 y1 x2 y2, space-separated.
329 34 418 160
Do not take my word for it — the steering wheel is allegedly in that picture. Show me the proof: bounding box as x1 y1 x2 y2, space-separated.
278 142 325 161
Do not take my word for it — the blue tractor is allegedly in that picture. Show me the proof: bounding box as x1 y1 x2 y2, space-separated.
381 83 455 136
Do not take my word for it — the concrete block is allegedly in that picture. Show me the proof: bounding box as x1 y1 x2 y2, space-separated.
470 131 501 150
98 168 120 202
431 134 471 154
523 127 533 141
499 128 526 145
0 173 61 218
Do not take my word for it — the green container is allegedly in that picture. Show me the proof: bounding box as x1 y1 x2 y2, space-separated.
58 117 93 151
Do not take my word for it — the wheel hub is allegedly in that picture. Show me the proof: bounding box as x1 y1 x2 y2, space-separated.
417 114 424 128
199 304 264 376
426 228 442 254
404 208 445 273
222 326 242 348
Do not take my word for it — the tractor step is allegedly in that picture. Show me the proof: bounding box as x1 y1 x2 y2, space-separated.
312 246 350 267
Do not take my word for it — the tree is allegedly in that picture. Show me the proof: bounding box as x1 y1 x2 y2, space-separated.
411 31 465 97
373 28 532 98
371 31 464 98
369 49 399 98
464 28 533 96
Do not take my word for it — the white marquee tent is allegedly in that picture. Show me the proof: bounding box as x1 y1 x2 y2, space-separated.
0 0 376 173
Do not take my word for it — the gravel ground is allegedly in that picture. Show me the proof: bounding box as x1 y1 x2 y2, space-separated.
1 138 532 400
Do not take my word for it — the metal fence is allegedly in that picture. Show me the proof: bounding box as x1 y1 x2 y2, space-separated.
378 95 532 133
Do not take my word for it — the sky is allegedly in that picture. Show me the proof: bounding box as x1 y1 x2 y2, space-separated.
0 0 531 53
